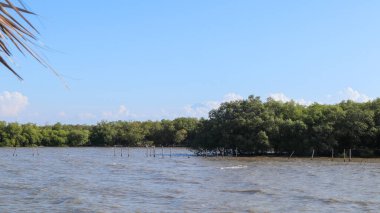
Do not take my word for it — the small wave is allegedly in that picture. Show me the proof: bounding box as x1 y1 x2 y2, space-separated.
221 189 264 195
298 195 375 207
185 180 201 185
220 165 248 170
51 197 81 205
158 195 176 199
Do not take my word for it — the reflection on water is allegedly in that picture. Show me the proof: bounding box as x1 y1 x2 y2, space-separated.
0 148 379 212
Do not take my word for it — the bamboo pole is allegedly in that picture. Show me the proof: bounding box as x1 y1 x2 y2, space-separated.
289 151 295 159
311 149 315 160
344 149 346 162
349 149 352 162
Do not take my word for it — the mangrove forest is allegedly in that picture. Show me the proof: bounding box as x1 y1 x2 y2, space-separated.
1 95 380 157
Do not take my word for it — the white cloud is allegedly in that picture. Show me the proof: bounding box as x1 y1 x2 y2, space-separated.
118 105 130 116
269 87 372 106
296 99 313 106
269 93 312 105
184 101 220 118
184 91 312 118
17 88 373 123
0 91 28 117
102 105 134 120
269 93 291 103
223 92 244 102
183 92 243 118
340 87 372 103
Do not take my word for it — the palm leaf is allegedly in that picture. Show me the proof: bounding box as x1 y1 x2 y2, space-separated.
0 0 44 80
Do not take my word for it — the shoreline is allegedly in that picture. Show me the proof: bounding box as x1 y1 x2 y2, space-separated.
2 147 380 162
204 156 380 163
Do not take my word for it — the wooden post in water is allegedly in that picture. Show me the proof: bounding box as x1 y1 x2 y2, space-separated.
349 149 352 162
311 149 315 160
331 149 334 161
343 149 346 162
235 148 238 157
153 146 156 158
170 146 172 158
120 146 123 157
113 146 116 157
289 151 295 159
161 146 164 158
128 146 130 158
13 147 17 157
33 147 39 157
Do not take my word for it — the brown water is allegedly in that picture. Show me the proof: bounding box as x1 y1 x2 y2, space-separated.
0 148 379 212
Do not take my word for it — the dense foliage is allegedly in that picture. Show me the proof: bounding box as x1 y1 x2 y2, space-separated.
2 96 380 156
0 118 198 148
191 96 380 156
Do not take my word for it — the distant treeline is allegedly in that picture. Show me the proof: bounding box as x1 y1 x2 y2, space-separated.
191 96 380 157
2 95 380 157
0 118 198 148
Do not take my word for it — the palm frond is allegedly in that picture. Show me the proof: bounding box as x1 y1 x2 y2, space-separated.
0 0 44 80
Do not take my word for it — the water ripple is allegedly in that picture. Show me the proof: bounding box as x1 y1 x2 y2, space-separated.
0 148 379 212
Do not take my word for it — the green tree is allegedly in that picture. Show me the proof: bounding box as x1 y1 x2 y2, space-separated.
90 121 117 146
67 129 90 146
21 123 42 146
174 129 188 145
4 123 24 147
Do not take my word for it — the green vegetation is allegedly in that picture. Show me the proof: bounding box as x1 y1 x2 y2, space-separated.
2 95 380 157
191 96 380 157
0 118 198 148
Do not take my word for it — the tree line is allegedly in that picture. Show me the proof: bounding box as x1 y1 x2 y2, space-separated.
0 118 198 148
2 95 380 157
191 96 380 157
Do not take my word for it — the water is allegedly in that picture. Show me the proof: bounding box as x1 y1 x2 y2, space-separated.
0 148 379 212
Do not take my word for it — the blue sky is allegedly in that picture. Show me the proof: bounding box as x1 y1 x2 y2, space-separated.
0 0 379 124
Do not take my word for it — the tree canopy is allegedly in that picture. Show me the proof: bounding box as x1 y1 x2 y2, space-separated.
191 96 380 157
1 96 380 157
0 118 199 148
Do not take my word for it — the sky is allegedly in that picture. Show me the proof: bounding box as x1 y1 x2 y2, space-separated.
0 0 379 124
